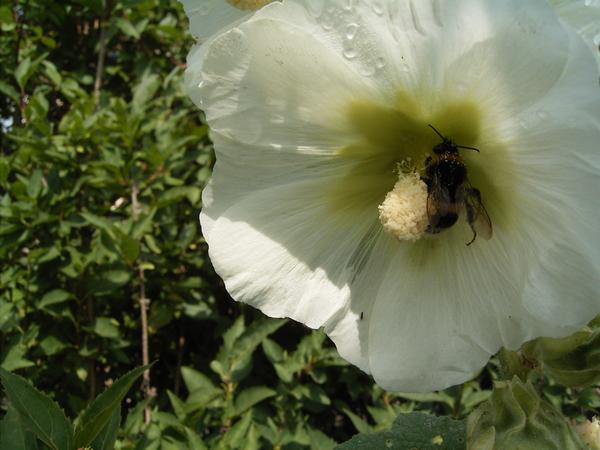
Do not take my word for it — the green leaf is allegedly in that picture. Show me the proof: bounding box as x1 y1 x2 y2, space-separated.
132 72 160 114
0 404 40 450
14 57 32 90
0 80 19 103
90 406 121 450
27 169 43 199
223 411 254 449
38 289 72 308
181 366 216 393
39 336 68 356
0 343 34 372
184 427 208 450
336 412 466 450
90 317 120 339
233 386 276 417
14 54 47 91
88 270 131 295
262 338 285 363
342 409 373 435
0 367 73 450
167 390 187 420
116 18 141 39
307 427 337 450
118 232 140 264
73 365 150 448
157 186 201 208
80 212 118 239
220 318 286 382
42 61 62 86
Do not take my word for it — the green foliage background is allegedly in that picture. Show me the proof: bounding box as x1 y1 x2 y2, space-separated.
0 1 598 449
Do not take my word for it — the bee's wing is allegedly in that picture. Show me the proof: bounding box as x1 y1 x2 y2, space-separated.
426 175 453 232
460 185 493 240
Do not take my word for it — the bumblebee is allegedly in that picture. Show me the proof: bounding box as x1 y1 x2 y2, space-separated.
421 125 492 245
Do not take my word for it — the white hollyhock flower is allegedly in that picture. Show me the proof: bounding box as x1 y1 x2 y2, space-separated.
187 0 600 392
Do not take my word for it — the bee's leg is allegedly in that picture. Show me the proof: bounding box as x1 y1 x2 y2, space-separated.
464 191 479 245
466 228 477 246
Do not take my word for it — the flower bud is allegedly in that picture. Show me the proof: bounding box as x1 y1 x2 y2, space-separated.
467 377 586 450
522 316 600 388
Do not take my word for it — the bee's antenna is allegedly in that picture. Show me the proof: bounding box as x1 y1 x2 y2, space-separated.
457 145 480 153
428 124 446 141
429 124 480 152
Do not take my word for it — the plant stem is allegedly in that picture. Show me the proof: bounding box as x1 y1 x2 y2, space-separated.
93 0 114 107
13 0 30 125
131 182 152 424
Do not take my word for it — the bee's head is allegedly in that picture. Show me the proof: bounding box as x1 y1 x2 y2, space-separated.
432 140 458 155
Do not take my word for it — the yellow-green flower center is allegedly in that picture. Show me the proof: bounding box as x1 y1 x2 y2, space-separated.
328 91 514 244
226 0 274 11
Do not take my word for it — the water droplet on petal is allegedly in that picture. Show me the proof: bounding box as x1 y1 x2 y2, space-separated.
371 1 384 15
345 23 360 40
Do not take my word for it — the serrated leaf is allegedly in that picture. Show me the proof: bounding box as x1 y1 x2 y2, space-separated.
0 367 73 450
90 406 121 450
73 365 150 448
0 404 40 450
336 412 466 450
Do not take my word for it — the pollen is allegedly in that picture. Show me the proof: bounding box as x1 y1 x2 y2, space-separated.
226 0 274 11
378 172 429 242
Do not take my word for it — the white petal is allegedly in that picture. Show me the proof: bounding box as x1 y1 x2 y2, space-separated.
180 0 253 42
256 0 573 116
204 176 379 329
196 17 378 147
551 0 600 66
